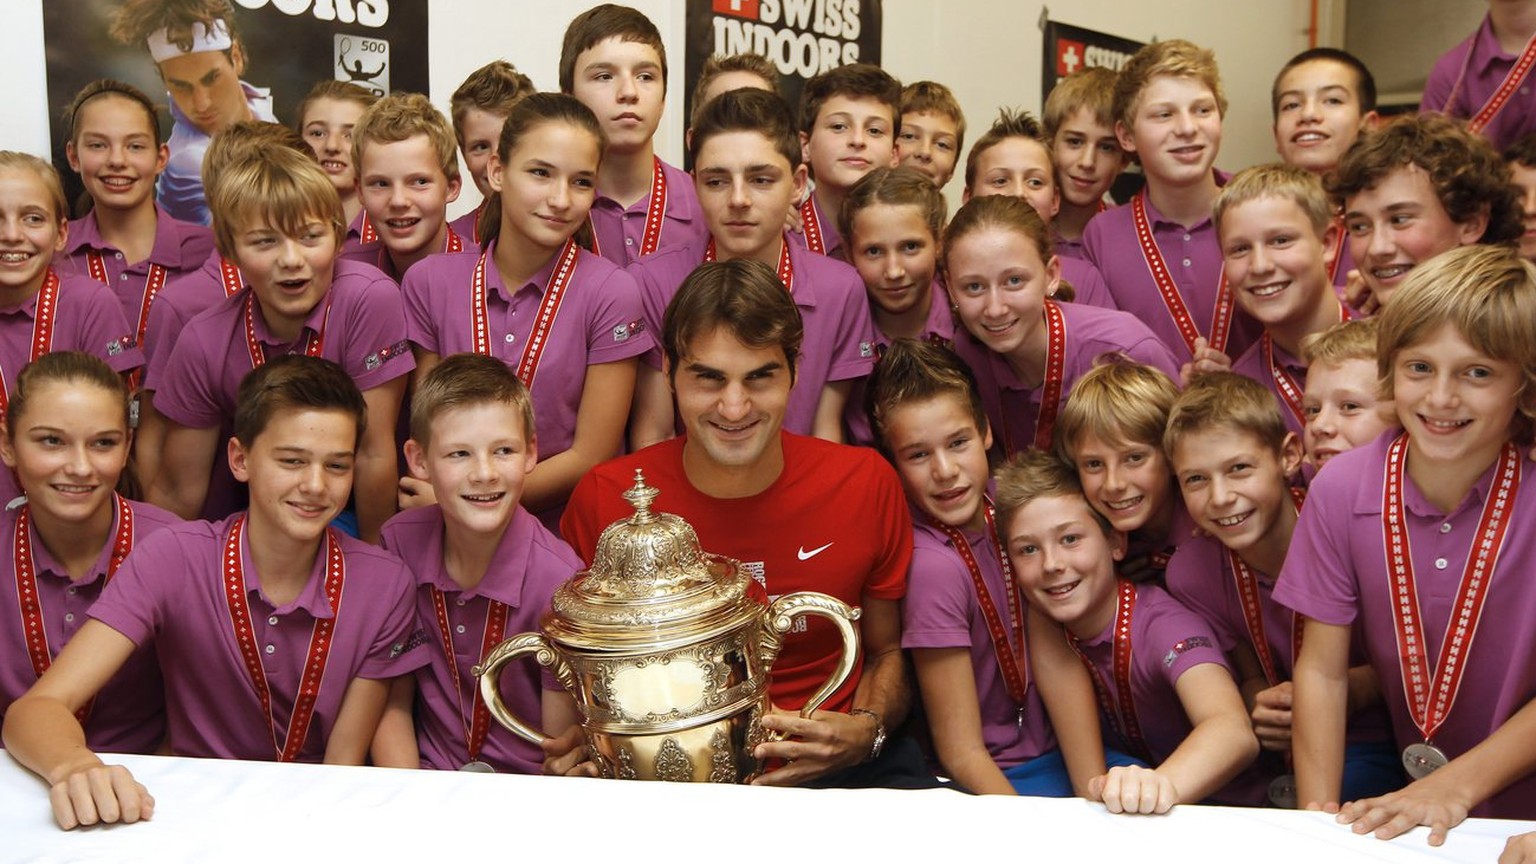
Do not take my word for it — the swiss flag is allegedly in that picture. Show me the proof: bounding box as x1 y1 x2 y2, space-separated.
1057 39 1086 76
713 0 760 19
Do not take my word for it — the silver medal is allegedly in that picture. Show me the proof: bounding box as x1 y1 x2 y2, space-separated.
1267 774 1297 809
1401 742 1448 780
460 760 495 774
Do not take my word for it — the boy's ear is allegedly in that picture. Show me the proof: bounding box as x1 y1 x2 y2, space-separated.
980 419 994 454
228 436 251 483
445 174 462 205
792 163 809 202
1114 120 1137 156
799 130 812 169
523 435 539 474
403 439 430 482
1359 110 1381 132
1322 220 1342 268
1457 205 1491 245
1108 527 1128 562
230 42 247 77
1279 432 1304 479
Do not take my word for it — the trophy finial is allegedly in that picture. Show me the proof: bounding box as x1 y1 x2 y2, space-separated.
623 469 659 521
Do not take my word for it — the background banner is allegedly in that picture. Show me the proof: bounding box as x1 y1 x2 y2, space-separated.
1040 19 1144 106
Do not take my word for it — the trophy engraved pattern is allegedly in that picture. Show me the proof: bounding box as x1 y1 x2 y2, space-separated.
655 737 694 782
615 745 637 780
709 728 735 783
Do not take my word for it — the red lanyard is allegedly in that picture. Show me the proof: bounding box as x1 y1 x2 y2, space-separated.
702 237 795 293
243 294 329 369
1442 15 1536 134
799 196 827 255
86 251 165 349
429 588 508 763
218 257 244 297
13 494 134 723
0 270 60 414
1382 434 1519 745
928 503 1029 703
996 300 1067 457
1227 488 1306 686
470 238 580 388
590 157 668 260
1066 578 1149 760
378 226 462 273
1131 193 1233 356
222 516 347 762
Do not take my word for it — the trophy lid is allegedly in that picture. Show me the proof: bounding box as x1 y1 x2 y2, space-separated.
545 470 759 650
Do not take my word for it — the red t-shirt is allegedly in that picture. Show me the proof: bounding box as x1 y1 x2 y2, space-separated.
562 432 911 712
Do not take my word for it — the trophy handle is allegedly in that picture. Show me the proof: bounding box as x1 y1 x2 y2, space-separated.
765 591 863 718
473 632 565 746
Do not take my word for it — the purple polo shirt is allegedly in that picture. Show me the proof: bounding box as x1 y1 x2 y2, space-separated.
402 243 651 519
337 222 479 285
150 259 413 520
1421 13 1536 151
1054 231 1088 263
788 193 845 261
0 273 142 506
1230 337 1309 440
448 205 485 249
629 235 877 436
1070 581 1232 764
89 514 427 762
142 252 241 379
381 504 581 773
952 300 1181 457
1274 433 1536 818
57 208 214 343
0 500 180 754
846 287 958 446
338 209 378 263
1059 256 1116 310
589 158 707 268
1083 189 1263 364
904 517 1056 768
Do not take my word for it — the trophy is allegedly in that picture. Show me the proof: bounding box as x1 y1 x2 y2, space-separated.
475 470 862 782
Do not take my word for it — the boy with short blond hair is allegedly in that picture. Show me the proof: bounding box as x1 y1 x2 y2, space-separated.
1162 372 1401 807
1298 318 1395 472
561 4 707 266
896 80 965 189
1043 67 1124 259
692 53 778 122
795 63 902 260
380 353 584 773
344 92 469 281
1215 163 1351 438
1328 113 1522 311
448 60 535 244
1084 39 1263 366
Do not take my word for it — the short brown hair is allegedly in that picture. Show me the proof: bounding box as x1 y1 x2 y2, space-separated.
1271 49 1376 119
1376 244 1536 445
0 151 68 224
560 4 667 93
840 166 947 248
799 63 901 136
1113 39 1227 134
865 338 987 457
692 53 779 127
1043 67 1118 143
900 80 966 154
352 92 461 183
688 87 800 172
64 79 162 149
201 121 311 196
1054 358 1180 467
662 260 803 382
410 353 535 448
1300 317 1378 368
234 355 366 449
963 108 1049 192
1328 113 1521 245
450 60 535 145
1214 163 1332 238
110 0 241 54
295 80 378 133
1506 133 1536 169
1163 371 1289 460
207 146 343 259
995 449 1113 540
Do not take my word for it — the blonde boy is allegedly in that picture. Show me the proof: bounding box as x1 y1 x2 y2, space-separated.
347 92 467 281
795 63 902 260
1298 319 1395 471
1083 40 1262 366
896 81 965 189
1043 67 1124 259
561 4 707 266
688 52 778 146
1216 164 1350 438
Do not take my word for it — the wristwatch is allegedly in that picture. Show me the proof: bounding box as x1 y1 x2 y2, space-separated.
849 708 886 763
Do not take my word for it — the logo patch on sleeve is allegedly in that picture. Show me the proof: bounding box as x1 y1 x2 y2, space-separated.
392 626 430 658
1163 636 1214 667
612 320 645 342
366 338 412 371
859 341 875 358
106 335 132 356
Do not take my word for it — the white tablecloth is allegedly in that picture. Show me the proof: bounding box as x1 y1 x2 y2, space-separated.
1 752 1530 863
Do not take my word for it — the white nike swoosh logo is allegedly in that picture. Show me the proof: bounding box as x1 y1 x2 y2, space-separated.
797 542 834 561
